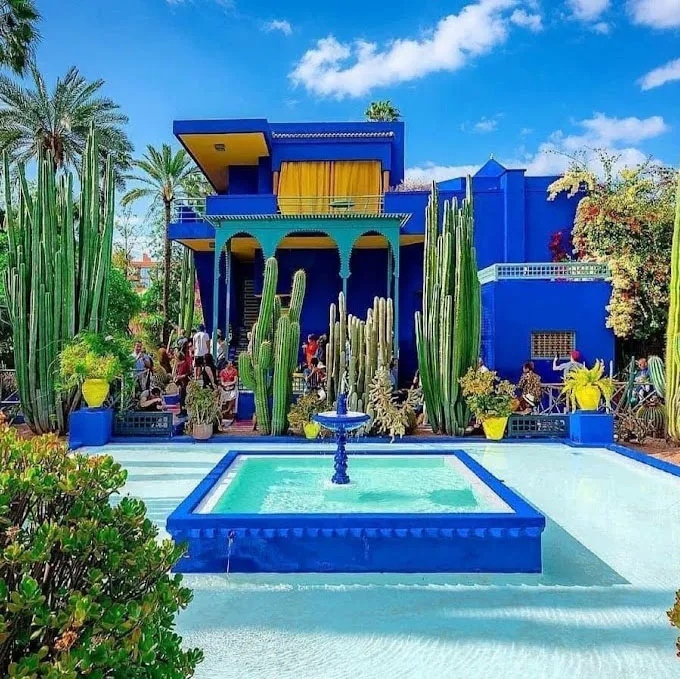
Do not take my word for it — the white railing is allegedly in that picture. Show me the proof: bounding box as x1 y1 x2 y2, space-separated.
478 262 610 284
277 194 384 215
172 198 207 223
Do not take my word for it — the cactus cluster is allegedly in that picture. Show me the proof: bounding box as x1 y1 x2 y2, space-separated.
3 128 115 433
647 355 666 398
238 257 306 434
325 292 394 414
666 173 680 440
415 181 481 435
178 248 196 334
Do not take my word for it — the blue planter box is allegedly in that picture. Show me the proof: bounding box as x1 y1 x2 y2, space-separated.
569 412 614 446
69 407 113 448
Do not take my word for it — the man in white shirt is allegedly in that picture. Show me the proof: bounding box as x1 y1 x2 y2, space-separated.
193 324 211 378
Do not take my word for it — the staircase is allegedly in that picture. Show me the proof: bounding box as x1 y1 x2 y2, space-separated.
237 279 259 355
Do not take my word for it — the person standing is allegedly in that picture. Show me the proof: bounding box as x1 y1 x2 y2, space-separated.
131 341 146 378
174 352 192 417
518 361 542 414
303 334 318 368
553 350 583 378
192 324 211 378
216 329 227 371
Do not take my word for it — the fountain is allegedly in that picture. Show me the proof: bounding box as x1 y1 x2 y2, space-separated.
313 392 370 484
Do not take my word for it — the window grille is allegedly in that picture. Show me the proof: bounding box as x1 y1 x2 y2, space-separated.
531 331 575 360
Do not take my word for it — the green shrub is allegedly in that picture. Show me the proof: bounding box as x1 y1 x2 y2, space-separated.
0 425 202 677
287 392 325 436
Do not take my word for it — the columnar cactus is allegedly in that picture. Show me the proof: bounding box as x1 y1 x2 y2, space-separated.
415 181 481 435
178 248 196 334
3 127 115 433
665 173 680 440
238 258 306 435
326 292 393 414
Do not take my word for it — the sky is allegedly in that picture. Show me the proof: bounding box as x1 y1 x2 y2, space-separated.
31 0 680 235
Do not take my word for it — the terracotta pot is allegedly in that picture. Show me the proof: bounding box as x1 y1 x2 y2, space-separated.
191 422 213 440
575 385 600 411
82 378 109 408
482 416 508 440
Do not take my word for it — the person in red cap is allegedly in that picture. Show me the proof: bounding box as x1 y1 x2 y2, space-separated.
553 349 584 378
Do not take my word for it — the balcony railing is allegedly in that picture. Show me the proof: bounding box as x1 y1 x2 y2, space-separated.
171 195 385 223
478 262 610 284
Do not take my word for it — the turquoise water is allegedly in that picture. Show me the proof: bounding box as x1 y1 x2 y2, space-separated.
210 455 508 514
90 441 680 678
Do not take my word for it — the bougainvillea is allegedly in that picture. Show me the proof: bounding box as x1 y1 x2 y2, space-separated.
548 153 678 346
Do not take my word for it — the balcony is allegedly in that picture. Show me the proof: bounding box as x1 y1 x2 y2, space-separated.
478 262 610 283
171 194 385 223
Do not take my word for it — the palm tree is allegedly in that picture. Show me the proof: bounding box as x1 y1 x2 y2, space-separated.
0 1 40 74
121 144 198 341
0 62 132 184
365 100 401 122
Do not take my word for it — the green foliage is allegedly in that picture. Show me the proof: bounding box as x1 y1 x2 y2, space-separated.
133 312 165 351
239 258 306 435
0 63 132 186
666 173 680 441
3 127 116 433
364 100 401 122
367 367 418 441
106 267 141 335
648 355 666 398
549 154 678 344
186 381 220 429
287 392 325 436
561 361 615 411
58 333 132 391
0 425 202 677
459 367 516 420
178 248 196 333
415 182 481 435
326 292 393 413
0 1 40 75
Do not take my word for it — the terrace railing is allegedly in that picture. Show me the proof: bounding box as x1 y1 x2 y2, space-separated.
478 262 610 284
276 195 384 215
172 198 207 223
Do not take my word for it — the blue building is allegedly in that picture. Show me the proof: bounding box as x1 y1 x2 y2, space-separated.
169 118 614 385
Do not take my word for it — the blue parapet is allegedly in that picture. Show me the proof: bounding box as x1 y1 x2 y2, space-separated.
69 407 113 449
569 412 614 446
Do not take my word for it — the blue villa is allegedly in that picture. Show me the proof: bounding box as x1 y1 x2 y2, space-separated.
169 118 614 385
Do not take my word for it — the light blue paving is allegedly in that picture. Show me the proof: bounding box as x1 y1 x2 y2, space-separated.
90 441 680 679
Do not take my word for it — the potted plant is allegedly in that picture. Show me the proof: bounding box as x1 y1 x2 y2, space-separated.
59 336 123 408
562 360 614 411
287 392 324 438
459 367 516 440
186 381 220 440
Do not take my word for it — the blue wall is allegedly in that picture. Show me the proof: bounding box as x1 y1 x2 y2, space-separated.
481 279 615 383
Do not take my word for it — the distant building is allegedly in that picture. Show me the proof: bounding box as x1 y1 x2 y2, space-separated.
129 253 158 292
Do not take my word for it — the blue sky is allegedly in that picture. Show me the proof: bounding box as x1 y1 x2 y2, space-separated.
33 0 679 186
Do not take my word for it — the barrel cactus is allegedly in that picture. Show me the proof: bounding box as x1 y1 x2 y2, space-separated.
238 258 305 435
415 181 481 435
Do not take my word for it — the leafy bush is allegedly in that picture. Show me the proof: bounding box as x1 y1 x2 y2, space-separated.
105 267 142 335
186 381 220 429
287 392 325 436
0 425 202 677
561 360 615 411
367 368 418 440
58 334 129 391
459 367 516 420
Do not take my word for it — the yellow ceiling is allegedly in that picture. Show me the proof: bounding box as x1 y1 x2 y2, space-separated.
178 234 424 255
179 132 269 192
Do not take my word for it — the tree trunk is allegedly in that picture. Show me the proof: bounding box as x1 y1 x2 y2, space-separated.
162 200 172 344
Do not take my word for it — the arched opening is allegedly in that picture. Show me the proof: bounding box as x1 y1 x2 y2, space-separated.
347 230 392 318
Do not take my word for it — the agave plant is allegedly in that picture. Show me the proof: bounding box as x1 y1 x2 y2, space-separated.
562 360 615 411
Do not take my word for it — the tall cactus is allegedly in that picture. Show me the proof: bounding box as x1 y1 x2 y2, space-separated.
3 126 115 434
238 257 306 435
415 181 481 435
178 247 196 334
665 172 680 440
326 292 393 413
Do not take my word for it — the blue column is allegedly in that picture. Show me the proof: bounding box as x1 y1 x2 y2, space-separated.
211 248 221 357
224 240 232 343
501 169 526 262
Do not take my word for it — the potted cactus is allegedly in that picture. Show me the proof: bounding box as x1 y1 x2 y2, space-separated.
58 336 123 408
186 381 220 440
459 367 516 440
562 361 614 411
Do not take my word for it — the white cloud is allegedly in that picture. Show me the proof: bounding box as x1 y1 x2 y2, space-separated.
510 9 543 31
405 163 480 183
567 0 610 22
473 117 499 133
520 127 533 136
628 0 680 29
639 58 680 90
592 21 611 33
290 0 539 98
263 19 292 36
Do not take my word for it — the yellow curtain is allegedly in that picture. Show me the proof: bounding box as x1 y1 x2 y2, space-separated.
278 161 381 214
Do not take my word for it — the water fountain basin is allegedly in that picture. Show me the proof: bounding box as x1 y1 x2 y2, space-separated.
313 410 370 433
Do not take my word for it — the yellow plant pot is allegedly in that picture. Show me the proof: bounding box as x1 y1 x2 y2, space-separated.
482 416 508 440
82 378 110 408
575 385 601 411
304 422 321 439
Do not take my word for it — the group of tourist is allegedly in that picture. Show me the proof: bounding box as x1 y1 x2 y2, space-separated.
131 325 240 426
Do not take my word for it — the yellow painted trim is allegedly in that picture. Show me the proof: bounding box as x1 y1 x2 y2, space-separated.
179 132 269 192
272 170 279 195
382 169 390 191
